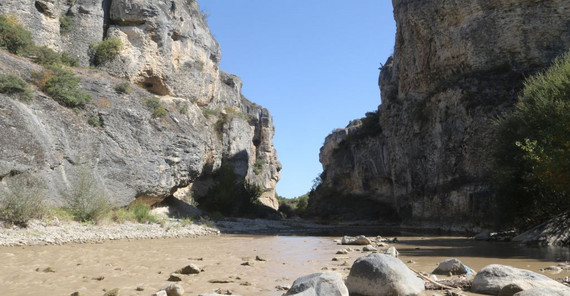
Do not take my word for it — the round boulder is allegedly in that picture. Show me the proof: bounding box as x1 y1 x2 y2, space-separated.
346 253 424 296
285 272 348 296
432 258 473 275
472 264 569 295
513 287 570 296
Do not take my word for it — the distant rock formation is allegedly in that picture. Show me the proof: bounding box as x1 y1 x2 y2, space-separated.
311 0 570 230
0 0 280 212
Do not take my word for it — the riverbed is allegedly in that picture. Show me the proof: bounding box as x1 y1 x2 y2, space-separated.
0 233 568 296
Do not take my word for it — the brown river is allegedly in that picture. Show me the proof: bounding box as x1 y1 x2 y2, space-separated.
0 233 569 296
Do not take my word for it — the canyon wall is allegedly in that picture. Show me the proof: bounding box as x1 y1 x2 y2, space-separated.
0 0 281 211
313 0 570 230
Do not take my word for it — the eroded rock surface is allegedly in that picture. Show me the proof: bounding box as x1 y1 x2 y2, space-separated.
0 0 280 211
312 0 570 230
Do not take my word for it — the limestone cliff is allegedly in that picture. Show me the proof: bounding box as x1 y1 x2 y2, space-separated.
0 0 281 212
312 0 570 230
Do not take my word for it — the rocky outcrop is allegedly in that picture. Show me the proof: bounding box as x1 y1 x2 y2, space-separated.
312 0 570 229
512 212 570 246
0 0 280 211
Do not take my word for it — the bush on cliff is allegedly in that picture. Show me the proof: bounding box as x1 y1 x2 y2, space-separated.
494 51 570 228
0 14 34 55
0 74 33 102
89 37 122 66
34 66 91 108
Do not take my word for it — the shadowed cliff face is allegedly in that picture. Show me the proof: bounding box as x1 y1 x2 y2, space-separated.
313 0 570 230
0 0 281 211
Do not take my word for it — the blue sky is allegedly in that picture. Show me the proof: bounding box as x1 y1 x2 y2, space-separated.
199 1 396 198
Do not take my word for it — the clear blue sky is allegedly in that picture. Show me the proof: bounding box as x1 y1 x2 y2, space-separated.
199 1 396 198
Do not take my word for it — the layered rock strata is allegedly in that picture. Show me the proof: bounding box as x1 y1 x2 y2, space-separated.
0 0 280 211
313 0 570 229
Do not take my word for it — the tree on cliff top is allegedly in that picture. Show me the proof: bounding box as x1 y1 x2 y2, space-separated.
494 51 570 229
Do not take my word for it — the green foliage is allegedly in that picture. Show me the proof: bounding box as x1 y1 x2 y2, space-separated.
113 82 132 94
199 162 263 217
0 74 33 102
0 175 46 226
0 15 34 55
87 115 102 127
253 159 264 175
89 37 122 66
143 96 168 118
494 51 570 228
63 168 111 223
129 202 158 223
277 193 309 218
179 103 189 114
202 107 220 118
59 16 73 35
35 67 91 107
33 46 79 67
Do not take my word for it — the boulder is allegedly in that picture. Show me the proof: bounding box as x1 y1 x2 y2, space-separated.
284 272 348 296
341 235 371 245
363 245 377 252
168 273 183 282
513 287 570 296
162 283 184 296
472 264 570 295
346 253 424 296
432 259 473 275
499 284 524 296
384 246 399 257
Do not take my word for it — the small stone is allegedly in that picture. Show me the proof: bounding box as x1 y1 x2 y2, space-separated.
92 276 105 281
70 292 83 296
168 273 183 282
103 288 119 296
336 249 349 255
240 282 252 286
43 267 56 273
384 246 399 257
276 285 290 290
162 283 184 296
152 291 167 296
255 255 267 261
363 245 378 252
135 286 144 291
208 279 234 284
177 264 201 275
241 261 253 266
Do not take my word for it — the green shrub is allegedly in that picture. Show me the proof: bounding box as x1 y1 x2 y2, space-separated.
0 74 33 102
32 46 79 67
59 16 73 35
89 37 122 66
87 115 102 127
253 159 264 175
113 82 132 94
494 51 570 228
36 67 91 107
143 96 168 118
0 15 34 55
179 103 189 114
63 168 111 223
0 175 46 226
131 202 158 223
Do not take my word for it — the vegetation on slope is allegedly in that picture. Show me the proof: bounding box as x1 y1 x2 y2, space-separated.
494 51 570 229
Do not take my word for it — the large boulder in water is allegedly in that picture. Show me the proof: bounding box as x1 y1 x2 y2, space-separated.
341 235 371 245
285 272 348 296
432 258 473 275
472 264 569 295
346 253 424 296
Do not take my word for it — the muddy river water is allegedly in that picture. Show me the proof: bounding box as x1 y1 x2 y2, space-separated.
0 233 568 296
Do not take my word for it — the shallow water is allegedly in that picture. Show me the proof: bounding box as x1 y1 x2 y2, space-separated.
0 234 568 296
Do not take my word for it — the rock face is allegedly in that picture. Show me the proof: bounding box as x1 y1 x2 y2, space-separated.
512 212 570 246
0 0 280 211
346 253 424 296
312 0 570 229
472 264 570 295
285 272 349 296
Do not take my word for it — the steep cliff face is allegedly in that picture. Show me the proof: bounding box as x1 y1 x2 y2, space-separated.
313 0 570 229
0 0 281 211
